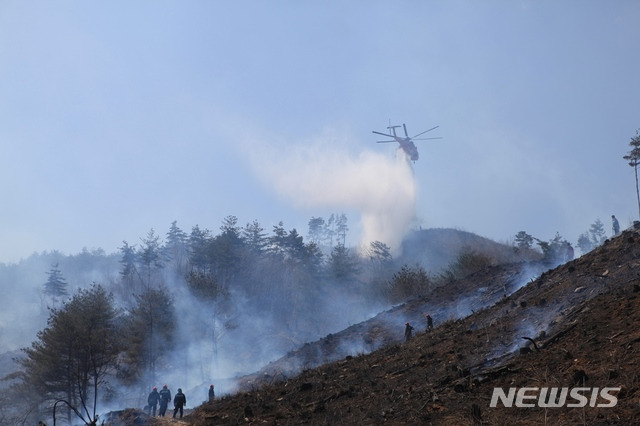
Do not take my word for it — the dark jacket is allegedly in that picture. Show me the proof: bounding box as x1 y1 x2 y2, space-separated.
404 323 414 340
174 391 187 407
147 389 159 406
159 388 171 404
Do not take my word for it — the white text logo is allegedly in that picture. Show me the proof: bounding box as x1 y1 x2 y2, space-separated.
489 387 620 408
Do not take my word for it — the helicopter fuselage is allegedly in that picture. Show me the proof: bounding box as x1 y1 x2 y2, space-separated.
395 137 419 161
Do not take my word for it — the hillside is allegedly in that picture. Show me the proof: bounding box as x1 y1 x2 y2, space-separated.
170 227 640 425
399 227 528 272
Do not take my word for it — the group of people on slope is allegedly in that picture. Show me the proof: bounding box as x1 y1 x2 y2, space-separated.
146 383 215 419
146 384 187 419
404 313 434 342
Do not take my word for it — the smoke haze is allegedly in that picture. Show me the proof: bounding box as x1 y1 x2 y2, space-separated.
248 132 417 253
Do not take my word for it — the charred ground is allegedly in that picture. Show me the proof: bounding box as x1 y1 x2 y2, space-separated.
122 228 640 425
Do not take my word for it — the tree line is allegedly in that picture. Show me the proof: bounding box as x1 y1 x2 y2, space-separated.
4 214 419 424
5 210 602 425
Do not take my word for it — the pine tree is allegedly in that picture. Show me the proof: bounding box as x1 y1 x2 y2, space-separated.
328 243 360 282
335 213 349 246
589 219 606 247
211 215 245 284
119 241 139 286
139 229 163 288
514 231 534 250
577 232 593 254
307 217 325 245
268 221 287 258
623 129 640 219
18 285 122 425
119 287 176 387
163 220 188 277
368 241 392 264
188 225 212 273
242 220 267 254
534 233 567 264
284 228 306 263
43 263 68 307
324 214 336 247
388 264 431 303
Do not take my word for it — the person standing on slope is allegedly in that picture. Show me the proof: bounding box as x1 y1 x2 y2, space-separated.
147 386 159 416
158 384 171 417
404 322 414 341
173 388 187 419
425 314 434 332
612 215 620 236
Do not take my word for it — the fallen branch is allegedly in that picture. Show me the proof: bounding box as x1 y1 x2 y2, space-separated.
608 331 624 340
521 336 539 352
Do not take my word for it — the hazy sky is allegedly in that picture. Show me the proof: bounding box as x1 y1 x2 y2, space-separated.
1 1 639 263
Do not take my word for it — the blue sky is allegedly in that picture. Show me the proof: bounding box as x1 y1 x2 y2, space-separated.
1 1 639 263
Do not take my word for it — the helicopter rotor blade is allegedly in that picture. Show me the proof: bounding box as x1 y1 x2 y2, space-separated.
413 137 443 141
411 126 440 139
403 123 409 138
376 140 396 143
372 131 395 138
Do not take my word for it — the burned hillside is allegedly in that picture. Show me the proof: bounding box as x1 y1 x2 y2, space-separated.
182 227 640 425
234 259 548 384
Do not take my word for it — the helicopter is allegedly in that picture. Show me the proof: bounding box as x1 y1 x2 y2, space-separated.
372 123 441 162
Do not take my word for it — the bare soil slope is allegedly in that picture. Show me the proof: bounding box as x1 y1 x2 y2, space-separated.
125 228 640 425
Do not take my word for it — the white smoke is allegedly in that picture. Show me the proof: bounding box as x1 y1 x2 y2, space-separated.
249 131 417 253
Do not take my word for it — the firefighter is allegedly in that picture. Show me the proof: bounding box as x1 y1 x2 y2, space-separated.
173 388 187 419
208 384 215 402
158 384 171 417
426 314 434 331
404 322 414 341
147 386 159 416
